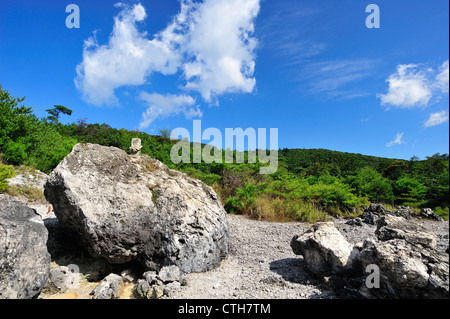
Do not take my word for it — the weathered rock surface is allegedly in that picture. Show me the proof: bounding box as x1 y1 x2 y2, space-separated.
91 273 124 299
375 215 437 247
0 194 51 299
392 206 413 219
6 169 48 191
42 265 79 295
420 208 444 222
134 265 185 299
291 215 448 299
44 143 229 274
290 222 361 276
360 215 449 299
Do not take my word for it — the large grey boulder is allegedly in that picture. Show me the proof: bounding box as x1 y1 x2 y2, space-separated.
0 195 51 299
360 215 449 299
290 222 361 276
44 143 229 274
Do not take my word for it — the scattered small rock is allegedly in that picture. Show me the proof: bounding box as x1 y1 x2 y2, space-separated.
420 208 444 222
158 265 182 283
134 265 185 299
90 274 124 299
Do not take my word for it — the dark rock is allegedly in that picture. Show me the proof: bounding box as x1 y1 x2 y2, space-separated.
392 206 412 219
420 208 444 222
346 218 363 227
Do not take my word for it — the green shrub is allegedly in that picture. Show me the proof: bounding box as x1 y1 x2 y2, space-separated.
224 197 243 215
434 207 449 220
394 176 428 206
0 164 16 191
351 167 394 203
303 181 369 212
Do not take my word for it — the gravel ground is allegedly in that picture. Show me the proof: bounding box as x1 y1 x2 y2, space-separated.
165 214 449 300
22 201 450 300
164 215 337 299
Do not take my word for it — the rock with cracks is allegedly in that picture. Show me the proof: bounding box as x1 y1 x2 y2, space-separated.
44 143 229 274
91 274 124 299
359 215 449 299
0 195 51 299
290 222 361 276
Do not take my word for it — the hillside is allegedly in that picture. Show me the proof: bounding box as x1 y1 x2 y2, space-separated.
1 85 449 221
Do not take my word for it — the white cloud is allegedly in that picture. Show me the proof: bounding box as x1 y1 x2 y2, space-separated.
424 110 449 128
75 3 181 106
377 64 432 108
75 0 260 113
175 0 260 102
435 60 449 93
139 92 198 130
386 133 406 147
378 61 449 109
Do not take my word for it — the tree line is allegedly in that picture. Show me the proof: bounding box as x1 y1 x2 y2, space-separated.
1 85 448 221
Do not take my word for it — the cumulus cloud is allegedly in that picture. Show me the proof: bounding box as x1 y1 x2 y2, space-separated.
179 0 260 102
386 133 406 148
424 110 449 128
139 93 198 130
377 61 449 109
75 3 181 106
377 64 432 108
435 61 449 93
75 1 260 125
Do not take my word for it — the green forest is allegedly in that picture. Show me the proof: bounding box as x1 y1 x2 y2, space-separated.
1 85 449 221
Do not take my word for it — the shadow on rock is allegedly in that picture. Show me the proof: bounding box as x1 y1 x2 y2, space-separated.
269 258 315 285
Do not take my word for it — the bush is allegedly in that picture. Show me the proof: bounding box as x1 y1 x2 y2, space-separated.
224 197 243 215
351 167 394 203
0 164 16 191
434 207 449 220
394 176 428 206
304 181 369 213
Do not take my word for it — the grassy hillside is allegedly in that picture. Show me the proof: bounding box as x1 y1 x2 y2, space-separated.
1 85 448 221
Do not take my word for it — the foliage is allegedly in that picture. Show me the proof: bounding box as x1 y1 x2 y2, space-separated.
351 167 394 203
393 176 428 207
45 105 73 123
0 164 16 191
1 85 449 222
434 207 449 221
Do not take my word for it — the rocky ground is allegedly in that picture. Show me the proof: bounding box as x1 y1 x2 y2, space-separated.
31 208 447 299
3 161 449 299
165 214 449 299
164 214 335 299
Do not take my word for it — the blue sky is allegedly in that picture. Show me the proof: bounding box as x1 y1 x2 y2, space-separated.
1 0 448 160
